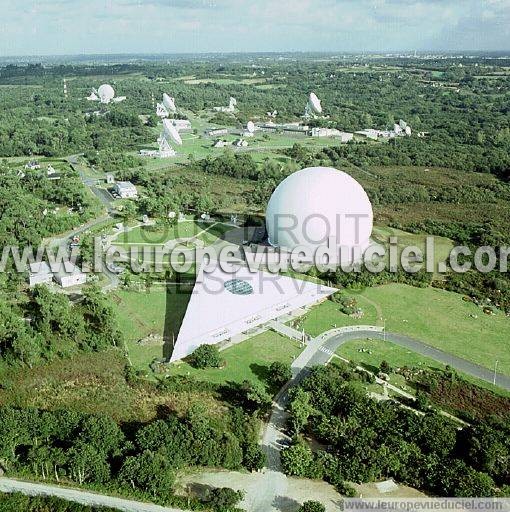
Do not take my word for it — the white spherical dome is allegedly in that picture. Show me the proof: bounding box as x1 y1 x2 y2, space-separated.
98 84 115 102
266 166 373 256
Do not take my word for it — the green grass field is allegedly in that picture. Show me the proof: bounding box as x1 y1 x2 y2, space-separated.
336 338 510 397
111 287 301 388
169 331 302 388
303 296 380 335
371 226 454 274
115 221 230 245
111 287 192 370
304 283 510 376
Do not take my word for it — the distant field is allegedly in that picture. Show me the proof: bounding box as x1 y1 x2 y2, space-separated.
183 77 268 85
304 283 510 376
371 225 454 274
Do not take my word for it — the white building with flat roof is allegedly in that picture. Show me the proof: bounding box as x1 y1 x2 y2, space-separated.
114 181 138 199
28 261 53 287
169 263 335 362
171 119 192 131
54 262 87 288
311 128 354 142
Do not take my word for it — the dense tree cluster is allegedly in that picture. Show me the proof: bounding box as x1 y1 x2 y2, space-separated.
0 403 262 507
0 493 118 511
0 284 121 367
282 363 510 497
190 344 223 369
0 167 98 248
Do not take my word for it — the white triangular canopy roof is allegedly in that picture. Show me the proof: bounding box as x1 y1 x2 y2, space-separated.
170 263 336 362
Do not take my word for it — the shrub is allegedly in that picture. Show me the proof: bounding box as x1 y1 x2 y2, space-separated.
190 344 223 369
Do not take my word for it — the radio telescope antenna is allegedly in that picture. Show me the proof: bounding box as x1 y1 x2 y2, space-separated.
163 119 183 145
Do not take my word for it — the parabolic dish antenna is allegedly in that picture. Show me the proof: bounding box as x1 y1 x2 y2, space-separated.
247 121 255 133
309 92 322 114
98 84 115 103
163 93 176 112
163 119 183 145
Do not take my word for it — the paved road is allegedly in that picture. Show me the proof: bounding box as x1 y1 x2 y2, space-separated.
319 330 510 392
0 478 190 512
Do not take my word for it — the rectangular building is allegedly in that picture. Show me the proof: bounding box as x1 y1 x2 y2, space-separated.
54 262 87 288
114 181 138 199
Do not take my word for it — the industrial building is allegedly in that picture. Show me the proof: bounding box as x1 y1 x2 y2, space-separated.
311 128 354 142
114 181 138 199
206 128 229 137
171 119 192 131
54 262 87 288
170 263 335 362
28 261 53 287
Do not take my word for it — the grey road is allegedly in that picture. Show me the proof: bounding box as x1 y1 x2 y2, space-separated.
0 478 189 512
318 330 510 392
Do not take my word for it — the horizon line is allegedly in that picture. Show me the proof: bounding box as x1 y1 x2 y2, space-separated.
1 49 510 60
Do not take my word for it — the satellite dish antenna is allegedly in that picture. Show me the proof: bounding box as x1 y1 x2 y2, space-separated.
163 94 176 113
156 103 169 118
98 84 115 104
168 211 176 219
163 119 183 145
308 92 322 115
247 121 255 133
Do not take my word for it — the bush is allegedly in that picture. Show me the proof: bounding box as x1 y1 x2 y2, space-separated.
190 344 223 369
205 487 244 511
298 501 326 512
268 361 292 388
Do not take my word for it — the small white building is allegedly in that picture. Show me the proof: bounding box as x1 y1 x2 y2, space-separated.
171 119 192 131
206 128 229 137
106 173 115 184
114 181 138 199
54 262 87 288
213 140 231 148
28 261 53 287
25 160 41 170
355 129 380 140
310 128 354 142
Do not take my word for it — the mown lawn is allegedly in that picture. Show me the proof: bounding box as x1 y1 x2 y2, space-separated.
111 286 192 370
365 284 510 376
304 283 510 376
169 331 302 389
336 338 510 398
302 295 380 336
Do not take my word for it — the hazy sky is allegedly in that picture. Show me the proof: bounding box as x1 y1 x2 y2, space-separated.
0 0 509 56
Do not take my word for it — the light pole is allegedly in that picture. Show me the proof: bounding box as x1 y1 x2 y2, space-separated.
493 360 499 386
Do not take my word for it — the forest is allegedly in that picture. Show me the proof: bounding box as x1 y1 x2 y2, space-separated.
282 362 510 497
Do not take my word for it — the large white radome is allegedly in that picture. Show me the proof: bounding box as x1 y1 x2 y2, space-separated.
98 84 115 103
266 166 373 257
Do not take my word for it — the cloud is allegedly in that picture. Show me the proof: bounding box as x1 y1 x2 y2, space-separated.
0 0 508 55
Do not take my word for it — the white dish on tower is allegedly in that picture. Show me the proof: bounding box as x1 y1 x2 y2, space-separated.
163 93 176 112
163 118 183 145
247 121 255 133
309 92 322 114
